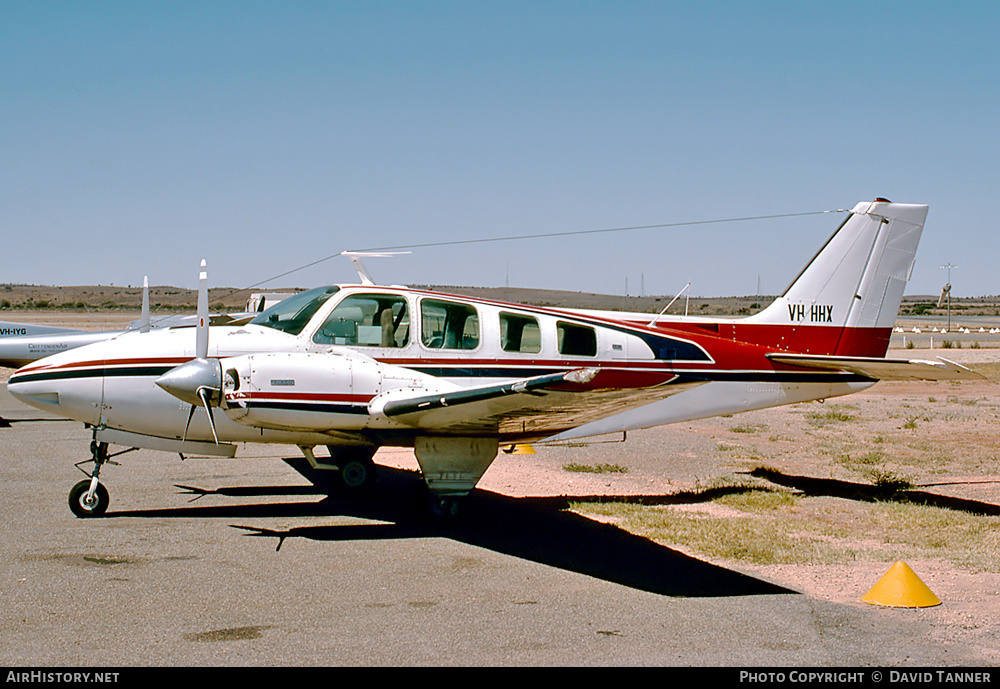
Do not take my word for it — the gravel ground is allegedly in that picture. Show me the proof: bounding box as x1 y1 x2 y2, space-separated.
5 311 1000 664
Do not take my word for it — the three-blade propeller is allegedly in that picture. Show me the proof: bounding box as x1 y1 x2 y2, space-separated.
154 260 223 443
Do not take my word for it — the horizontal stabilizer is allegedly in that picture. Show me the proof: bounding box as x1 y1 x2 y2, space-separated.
766 353 984 381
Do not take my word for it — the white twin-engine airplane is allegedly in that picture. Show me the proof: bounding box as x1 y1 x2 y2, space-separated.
8 199 981 518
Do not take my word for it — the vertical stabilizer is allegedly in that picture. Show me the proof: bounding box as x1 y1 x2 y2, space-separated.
140 276 150 333
745 199 928 357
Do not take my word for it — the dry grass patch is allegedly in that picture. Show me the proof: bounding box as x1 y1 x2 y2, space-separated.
562 462 629 474
572 482 1000 571
730 422 767 434
805 405 859 425
576 490 856 565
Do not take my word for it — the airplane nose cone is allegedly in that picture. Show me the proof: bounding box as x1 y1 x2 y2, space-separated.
155 358 222 407
6 369 54 406
7 362 104 426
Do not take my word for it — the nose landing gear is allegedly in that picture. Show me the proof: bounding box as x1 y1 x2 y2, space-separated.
68 436 136 519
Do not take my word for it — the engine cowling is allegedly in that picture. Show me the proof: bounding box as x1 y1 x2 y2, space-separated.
219 349 448 432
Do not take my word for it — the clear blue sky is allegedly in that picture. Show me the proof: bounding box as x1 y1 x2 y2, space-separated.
3 1 998 297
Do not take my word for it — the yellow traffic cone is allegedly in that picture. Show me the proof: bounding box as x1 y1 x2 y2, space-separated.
501 444 536 455
862 561 941 608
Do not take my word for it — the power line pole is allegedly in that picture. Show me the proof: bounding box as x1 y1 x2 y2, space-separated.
940 263 957 332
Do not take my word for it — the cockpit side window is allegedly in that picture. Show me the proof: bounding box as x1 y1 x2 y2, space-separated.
421 299 479 350
313 294 410 347
250 286 340 336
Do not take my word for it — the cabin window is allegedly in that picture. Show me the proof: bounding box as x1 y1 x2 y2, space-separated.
557 321 597 357
313 294 409 347
421 299 479 350
500 312 541 353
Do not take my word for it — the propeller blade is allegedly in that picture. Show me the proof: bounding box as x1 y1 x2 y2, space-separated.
197 387 220 445
180 393 219 445
196 259 208 359
158 261 220 445
182 404 197 442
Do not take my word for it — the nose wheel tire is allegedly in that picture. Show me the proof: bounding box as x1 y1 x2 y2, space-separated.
69 479 110 519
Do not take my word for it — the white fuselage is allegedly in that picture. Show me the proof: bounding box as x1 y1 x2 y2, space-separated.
8 284 872 452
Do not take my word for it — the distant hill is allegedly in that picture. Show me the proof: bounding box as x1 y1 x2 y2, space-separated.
0 282 771 316
2 282 999 318
0 283 253 312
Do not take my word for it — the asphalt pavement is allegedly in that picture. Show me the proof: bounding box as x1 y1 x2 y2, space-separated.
0 383 980 667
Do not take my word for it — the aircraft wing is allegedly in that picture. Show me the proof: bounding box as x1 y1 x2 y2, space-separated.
373 368 705 439
766 353 984 381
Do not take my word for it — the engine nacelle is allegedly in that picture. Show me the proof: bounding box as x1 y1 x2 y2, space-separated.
220 349 449 432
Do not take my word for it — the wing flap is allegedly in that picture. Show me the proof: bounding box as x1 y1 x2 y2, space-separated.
374 368 705 440
766 353 984 381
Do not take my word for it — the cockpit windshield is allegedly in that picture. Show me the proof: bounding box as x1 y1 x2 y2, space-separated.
249 286 341 336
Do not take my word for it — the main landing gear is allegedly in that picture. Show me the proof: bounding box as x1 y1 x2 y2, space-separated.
68 436 136 518
285 445 379 495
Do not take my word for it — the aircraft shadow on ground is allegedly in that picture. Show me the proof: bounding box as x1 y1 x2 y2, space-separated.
109 466 791 599
748 467 1000 516
0 414 70 426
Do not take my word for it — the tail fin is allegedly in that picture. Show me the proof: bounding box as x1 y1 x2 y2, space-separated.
745 199 928 357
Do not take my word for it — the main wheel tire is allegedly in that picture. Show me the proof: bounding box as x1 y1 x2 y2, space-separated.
337 458 376 491
325 446 378 492
68 479 110 519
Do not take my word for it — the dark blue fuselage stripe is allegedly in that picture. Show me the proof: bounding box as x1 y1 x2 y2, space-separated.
9 364 874 387
244 401 370 415
409 367 567 378
10 366 175 384
407 368 871 384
